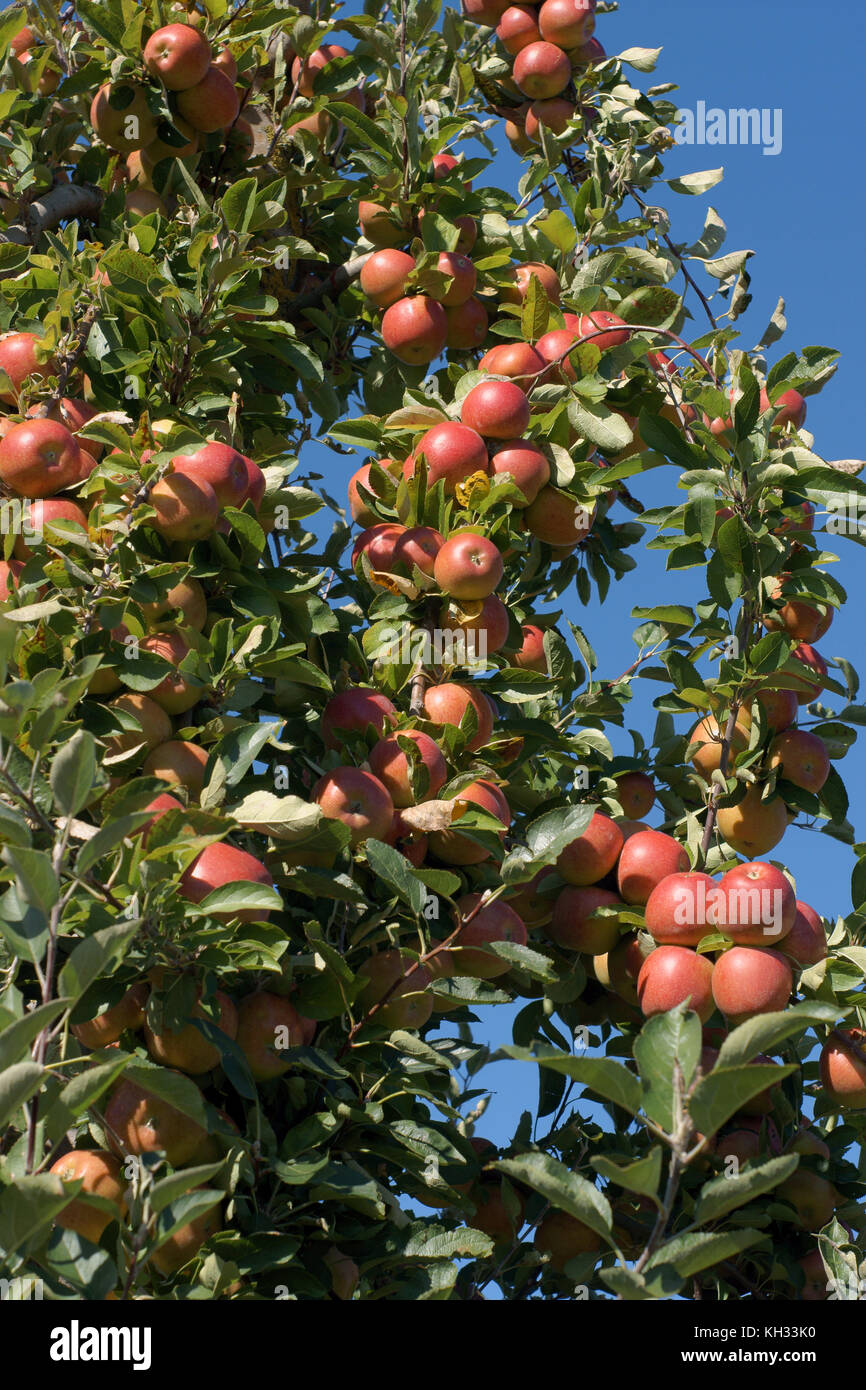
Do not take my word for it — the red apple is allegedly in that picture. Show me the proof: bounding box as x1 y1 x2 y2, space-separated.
423 682 493 751
510 623 547 671
149 471 219 542
381 296 448 365
176 66 240 133
501 262 561 306
429 779 510 865
393 525 445 576
637 945 714 1021
617 829 690 905
478 341 547 385
143 23 211 90
172 441 248 508
538 0 596 48
461 380 530 439
497 5 542 53
409 421 488 492
550 885 624 954
321 688 398 749
769 729 830 793
180 841 275 922
445 298 489 351
369 729 447 807
557 811 623 886
512 40 572 99
820 1029 866 1108
359 249 417 308
0 418 83 496
433 529 504 599
525 487 595 548
784 901 827 968
644 871 721 948
490 439 550 505
711 947 793 1024
717 862 796 947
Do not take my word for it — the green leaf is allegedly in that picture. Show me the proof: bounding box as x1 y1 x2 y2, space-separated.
500 1045 642 1114
150 1164 224 1216
0 1060 44 1130
494 1153 613 1240
0 999 68 1073
50 729 96 818
0 1174 71 1257
2 846 58 915
689 1064 797 1137
634 1006 701 1131
592 1148 663 1203
503 804 594 882
58 919 140 1003
191 882 283 918
364 838 426 915
647 1227 764 1278
716 1002 843 1067
667 168 725 196
537 209 577 255
693 1154 799 1225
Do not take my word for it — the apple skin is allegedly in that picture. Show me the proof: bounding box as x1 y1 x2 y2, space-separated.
423 682 493 752
50 1150 126 1244
512 40 572 99
143 739 209 796
180 841 275 921
468 1181 525 1243
550 885 624 954
90 83 159 153
769 729 830 793
352 522 405 576
509 623 548 672
149 1198 221 1275
716 786 788 859
536 327 580 380
637 945 715 1022
501 261 561 306
711 946 793 1024
176 65 240 133
72 981 148 1049
462 0 513 24
141 117 199 170
534 1208 600 1270
784 900 827 967
393 525 444 576
314 766 395 846
595 932 652 1006
614 771 655 819
369 729 447 807
0 331 56 404
33 396 103 461
755 688 798 732
143 23 212 90
211 48 238 82
140 631 201 715
461 380 530 440
429 778 510 865
617 829 690 905
436 893 527 979
525 487 595 548
644 871 721 948
291 43 350 94
240 455 266 510
0 418 84 496
140 576 207 631
409 421 488 492
144 986 238 1075
105 693 173 760
432 252 476 308
433 529 503 600
171 442 249 508
497 4 542 53
445 298 489 351
717 862 796 946
348 458 401 525
525 97 577 140
820 1028 866 1108
140 793 185 845
506 869 557 927
538 0 597 48
776 1170 838 1232
490 439 550 506
763 387 807 431
381 296 448 365
357 949 433 1030
14 498 89 558
557 812 623 887
358 200 409 247
149 471 219 542
321 687 397 749
574 309 629 353
360 249 417 308
235 991 315 1080
104 1076 207 1167
478 341 547 385
440 593 510 655
791 643 828 706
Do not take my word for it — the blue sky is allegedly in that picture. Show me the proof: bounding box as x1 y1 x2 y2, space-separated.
296 0 866 1147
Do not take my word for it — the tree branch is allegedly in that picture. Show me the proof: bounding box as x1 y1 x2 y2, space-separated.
2 183 103 246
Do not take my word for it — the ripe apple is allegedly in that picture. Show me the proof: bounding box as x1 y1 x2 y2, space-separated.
440 593 510 656
321 687 397 748
501 261 561 306
291 43 350 95
143 23 212 90
14 498 89 557
769 729 830 793
90 82 159 153
776 1170 837 1231
369 729 447 807
72 982 148 1049
574 309 629 352
323 1246 359 1300
478 341 548 385
360 249 416 308
33 396 103 461
445 298 489 351
762 387 807 431
614 771 655 818
714 1129 763 1166
149 1197 221 1274
145 985 237 1074
595 931 652 1006
105 693 173 760
506 869 557 927
50 1150 126 1244
140 117 199 169
381 295 448 365
525 486 595 547
820 1028 866 1108
423 682 493 751
711 946 793 1024
688 712 751 778
352 522 405 576
784 900 826 968
645 871 721 947
211 48 238 82
637 945 714 1021
140 793 185 845
149 471 219 542
235 990 316 1080
512 40 572 99
525 97 577 140
557 811 623 886
180 841 275 921
716 785 788 858
348 458 401 525
429 778 510 865
0 418 83 496
357 949 433 1029
10 27 36 57
0 331 56 404
433 529 503 599
240 455 266 510
177 65 240 132
393 525 445 576
717 861 796 946
142 739 209 796
139 576 207 631
140 632 201 714
534 1208 601 1270
550 885 625 954
358 200 409 247
497 5 542 53
461 380 530 439
617 829 690 905
172 442 249 508
468 1180 525 1243
314 766 394 845
489 439 550 506
538 0 596 48
791 644 828 705
432 252 476 307
104 1076 207 1167
409 421 488 492
462 0 513 23
754 688 798 732
439 893 527 978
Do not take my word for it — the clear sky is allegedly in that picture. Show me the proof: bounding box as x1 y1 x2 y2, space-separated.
296 0 866 1147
